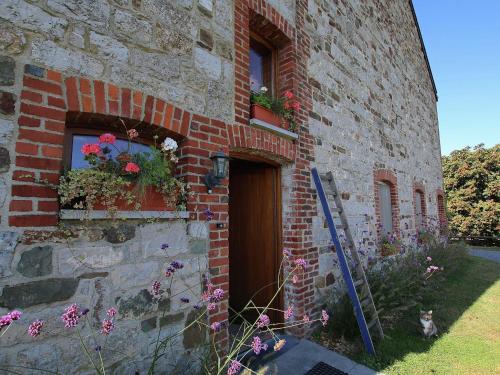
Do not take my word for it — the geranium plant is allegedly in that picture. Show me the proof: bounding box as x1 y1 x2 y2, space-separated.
250 87 301 132
59 125 187 217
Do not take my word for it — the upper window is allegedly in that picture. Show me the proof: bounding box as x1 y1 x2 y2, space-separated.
66 131 151 170
415 190 425 230
249 37 275 95
378 181 394 235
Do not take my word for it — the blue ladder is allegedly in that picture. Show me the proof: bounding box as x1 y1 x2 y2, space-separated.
312 168 382 355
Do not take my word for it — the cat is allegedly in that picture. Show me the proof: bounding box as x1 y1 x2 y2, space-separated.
420 310 438 338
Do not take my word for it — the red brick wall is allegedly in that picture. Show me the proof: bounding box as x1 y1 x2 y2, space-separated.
436 188 447 229
373 169 400 238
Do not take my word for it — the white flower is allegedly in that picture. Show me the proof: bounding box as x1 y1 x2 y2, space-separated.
260 86 268 93
161 137 178 152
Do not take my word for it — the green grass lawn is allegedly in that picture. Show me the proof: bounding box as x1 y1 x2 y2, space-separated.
354 256 500 375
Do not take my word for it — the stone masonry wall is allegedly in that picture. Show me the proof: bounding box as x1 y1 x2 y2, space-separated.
0 220 210 373
307 0 444 301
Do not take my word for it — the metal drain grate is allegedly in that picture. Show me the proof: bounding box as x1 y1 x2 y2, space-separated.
304 361 348 375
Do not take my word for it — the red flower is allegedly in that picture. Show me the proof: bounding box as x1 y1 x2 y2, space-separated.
81 143 101 156
98 133 116 144
284 91 294 99
292 101 301 111
124 162 140 173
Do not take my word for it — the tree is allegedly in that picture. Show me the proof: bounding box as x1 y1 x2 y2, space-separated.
442 144 499 239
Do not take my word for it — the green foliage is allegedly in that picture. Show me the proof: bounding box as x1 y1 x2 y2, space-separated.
250 90 299 132
324 242 468 340
442 144 499 237
58 169 135 216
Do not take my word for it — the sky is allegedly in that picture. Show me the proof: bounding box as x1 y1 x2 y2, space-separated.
413 0 500 155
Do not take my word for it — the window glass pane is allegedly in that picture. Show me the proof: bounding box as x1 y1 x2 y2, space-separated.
250 47 264 92
379 182 393 234
71 135 151 169
415 192 423 229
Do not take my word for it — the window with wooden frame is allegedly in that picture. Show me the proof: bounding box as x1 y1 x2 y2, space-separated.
378 181 394 235
249 34 277 96
415 190 425 230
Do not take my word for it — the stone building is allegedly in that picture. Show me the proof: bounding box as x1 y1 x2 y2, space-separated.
0 0 446 372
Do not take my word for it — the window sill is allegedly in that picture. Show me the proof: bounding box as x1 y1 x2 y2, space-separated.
249 118 298 140
59 209 190 220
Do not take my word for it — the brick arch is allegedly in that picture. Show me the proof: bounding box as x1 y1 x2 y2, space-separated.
373 168 400 237
413 181 427 227
10 64 196 228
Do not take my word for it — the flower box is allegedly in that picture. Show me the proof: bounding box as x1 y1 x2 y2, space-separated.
93 185 177 211
250 104 282 128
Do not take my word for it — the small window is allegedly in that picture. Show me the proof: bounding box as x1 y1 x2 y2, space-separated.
379 182 393 234
415 191 424 230
66 130 152 170
249 37 275 94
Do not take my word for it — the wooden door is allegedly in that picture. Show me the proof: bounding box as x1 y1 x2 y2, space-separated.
229 159 282 324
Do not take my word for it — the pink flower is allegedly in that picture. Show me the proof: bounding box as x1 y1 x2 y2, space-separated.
0 314 13 329
127 129 139 139
284 91 294 99
98 133 116 144
227 360 241 375
61 304 80 328
292 274 299 284
257 314 270 328
81 143 101 156
213 288 224 301
292 101 301 111
207 303 216 311
321 310 329 327
124 162 140 173
303 314 310 323
28 320 44 337
151 281 161 296
101 319 114 335
251 336 268 355
283 248 291 257
211 322 222 331
284 305 293 320
426 256 432 262
106 307 117 318
9 310 22 321
294 258 307 269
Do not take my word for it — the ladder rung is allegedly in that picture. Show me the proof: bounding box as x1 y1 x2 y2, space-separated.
361 298 371 307
336 224 346 230
331 207 342 213
320 174 333 183
367 318 377 330
354 279 364 287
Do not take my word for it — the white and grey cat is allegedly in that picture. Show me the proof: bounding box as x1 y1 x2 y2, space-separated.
420 310 438 338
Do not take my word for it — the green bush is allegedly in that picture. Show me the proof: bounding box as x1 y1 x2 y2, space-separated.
323 242 468 339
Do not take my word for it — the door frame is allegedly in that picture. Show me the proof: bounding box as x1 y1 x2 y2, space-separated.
228 152 284 323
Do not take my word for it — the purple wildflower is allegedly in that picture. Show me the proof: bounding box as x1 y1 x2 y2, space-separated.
284 305 293 320
213 288 224 301
81 308 90 316
0 314 13 329
193 304 201 310
95 345 102 352
227 360 241 375
61 304 80 328
170 260 184 270
204 208 214 221
294 258 307 269
151 280 161 296
107 307 117 318
161 243 169 250
180 297 190 303
257 314 270 328
251 336 268 355
210 322 222 331
28 320 44 337
283 248 292 257
207 303 216 311
101 319 114 335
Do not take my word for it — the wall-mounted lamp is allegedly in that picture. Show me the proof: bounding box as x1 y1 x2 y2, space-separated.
204 150 229 193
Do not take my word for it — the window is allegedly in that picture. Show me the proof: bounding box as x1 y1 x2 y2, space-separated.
65 129 152 170
378 182 393 234
415 191 425 230
437 193 446 229
249 36 275 94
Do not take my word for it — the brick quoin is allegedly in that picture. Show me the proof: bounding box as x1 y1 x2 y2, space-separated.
373 168 401 238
